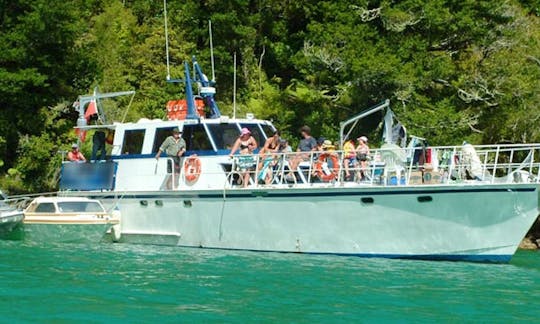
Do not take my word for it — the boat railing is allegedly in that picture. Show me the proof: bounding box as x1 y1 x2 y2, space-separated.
224 143 540 188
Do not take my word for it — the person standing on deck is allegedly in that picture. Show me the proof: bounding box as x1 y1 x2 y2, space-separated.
91 131 107 162
356 136 370 180
343 139 358 181
155 127 186 189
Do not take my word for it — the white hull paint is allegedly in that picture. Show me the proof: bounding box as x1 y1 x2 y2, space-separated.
86 183 538 263
0 210 24 234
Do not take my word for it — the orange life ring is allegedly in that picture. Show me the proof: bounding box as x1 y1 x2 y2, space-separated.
184 156 202 183
313 153 339 182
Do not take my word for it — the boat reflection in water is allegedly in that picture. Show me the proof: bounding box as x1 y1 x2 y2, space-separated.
8 197 120 243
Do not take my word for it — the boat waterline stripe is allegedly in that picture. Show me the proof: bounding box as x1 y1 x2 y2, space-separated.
88 187 536 200
185 246 513 263
121 239 512 263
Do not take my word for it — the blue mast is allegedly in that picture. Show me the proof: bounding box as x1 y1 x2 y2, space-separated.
192 56 221 118
183 61 199 120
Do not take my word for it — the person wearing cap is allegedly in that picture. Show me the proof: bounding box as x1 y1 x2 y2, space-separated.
229 128 258 187
67 144 86 162
155 127 186 188
356 136 370 180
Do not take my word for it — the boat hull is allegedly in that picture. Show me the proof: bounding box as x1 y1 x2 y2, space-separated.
7 222 114 243
85 184 538 262
0 210 24 234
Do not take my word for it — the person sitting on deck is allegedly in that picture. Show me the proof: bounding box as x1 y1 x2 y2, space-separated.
258 130 281 185
356 136 370 180
343 139 358 181
279 138 292 154
67 144 86 162
288 126 317 176
315 137 325 153
155 127 186 189
229 128 258 187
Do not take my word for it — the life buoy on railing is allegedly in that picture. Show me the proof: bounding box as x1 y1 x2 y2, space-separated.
313 153 339 182
184 155 202 183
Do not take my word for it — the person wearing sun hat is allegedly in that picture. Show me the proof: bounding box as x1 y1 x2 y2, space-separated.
229 127 258 187
155 127 186 189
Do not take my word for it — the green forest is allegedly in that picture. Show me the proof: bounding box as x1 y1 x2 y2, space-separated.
1 0 540 193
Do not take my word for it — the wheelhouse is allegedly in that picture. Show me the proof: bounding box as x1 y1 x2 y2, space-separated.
111 117 276 157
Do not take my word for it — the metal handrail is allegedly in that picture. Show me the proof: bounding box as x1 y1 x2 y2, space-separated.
220 144 540 188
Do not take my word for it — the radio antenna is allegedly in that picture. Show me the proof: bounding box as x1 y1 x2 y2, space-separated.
163 0 171 80
233 52 237 119
209 20 216 83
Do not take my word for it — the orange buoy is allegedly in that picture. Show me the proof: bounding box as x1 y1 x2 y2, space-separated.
313 153 339 182
184 156 202 183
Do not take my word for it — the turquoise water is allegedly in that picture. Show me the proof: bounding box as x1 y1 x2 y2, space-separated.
1 241 539 323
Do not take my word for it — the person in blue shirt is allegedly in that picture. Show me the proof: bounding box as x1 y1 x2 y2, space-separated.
289 125 317 172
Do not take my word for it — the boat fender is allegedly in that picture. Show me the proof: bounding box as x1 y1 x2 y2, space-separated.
111 209 121 242
314 153 339 182
184 156 202 184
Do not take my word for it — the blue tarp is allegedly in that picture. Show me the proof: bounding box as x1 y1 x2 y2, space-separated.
60 161 117 191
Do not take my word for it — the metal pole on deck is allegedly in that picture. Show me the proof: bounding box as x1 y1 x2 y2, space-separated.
209 20 216 83
233 52 237 119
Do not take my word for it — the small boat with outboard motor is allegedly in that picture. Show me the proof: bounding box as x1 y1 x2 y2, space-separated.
6 197 121 243
0 190 24 235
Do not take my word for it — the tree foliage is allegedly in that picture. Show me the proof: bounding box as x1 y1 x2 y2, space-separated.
1 0 540 192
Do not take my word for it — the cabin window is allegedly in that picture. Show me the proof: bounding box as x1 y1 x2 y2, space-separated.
152 127 177 153
183 124 213 151
260 124 276 138
34 203 56 213
207 124 241 150
239 123 266 147
57 201 104 213
122 129 146 155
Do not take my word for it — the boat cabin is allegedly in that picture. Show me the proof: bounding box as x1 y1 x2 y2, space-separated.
111 117 276 157
25 197 106 214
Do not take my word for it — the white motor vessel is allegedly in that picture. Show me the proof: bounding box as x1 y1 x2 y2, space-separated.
60 59 539 262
